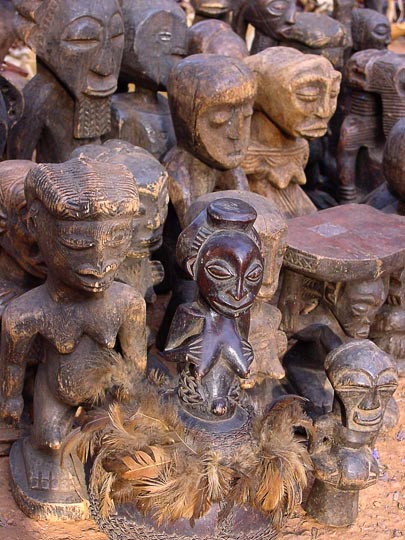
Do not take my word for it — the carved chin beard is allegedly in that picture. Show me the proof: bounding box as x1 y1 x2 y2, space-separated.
73 95 112 139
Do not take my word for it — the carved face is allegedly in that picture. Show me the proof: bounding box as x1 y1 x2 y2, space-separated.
195 100 254 169
33 208 132 293
268 61 340 139
327 342 398 433
195 231 263 318
246 0 297 41
328 278 388 339
352 10 390 52
131 177 169 255
41 0 124 100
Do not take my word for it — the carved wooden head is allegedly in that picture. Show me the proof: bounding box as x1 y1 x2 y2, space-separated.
324 278 389 339
24 156 140 293
120 0 187 89
325 340 398 433
178 198 263 318
14 0 124 100
245 47 341 140
244 0 297 41
351 8 390 52
167 54 256 169
72 140 169 256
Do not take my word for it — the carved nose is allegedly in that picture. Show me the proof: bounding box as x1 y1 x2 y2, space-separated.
359 389 380 411
92 47 114 76
231 278 246 301
284 3 297 24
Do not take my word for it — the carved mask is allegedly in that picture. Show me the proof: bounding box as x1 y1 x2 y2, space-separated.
195 231 263 318
326 341 398 433
326 278 389 339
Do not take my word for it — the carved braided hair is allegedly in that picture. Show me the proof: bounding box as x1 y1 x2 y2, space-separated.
25 156 140 220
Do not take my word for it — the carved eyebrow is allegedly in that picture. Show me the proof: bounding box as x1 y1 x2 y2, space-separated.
334 369 373 387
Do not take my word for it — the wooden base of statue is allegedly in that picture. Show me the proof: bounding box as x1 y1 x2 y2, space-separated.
9 437 89 521
304 479 359 527
90 497 277 540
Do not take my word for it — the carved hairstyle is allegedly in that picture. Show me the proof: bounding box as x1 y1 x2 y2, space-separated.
25 156 139 220
167 54 256 150
176 198 261 278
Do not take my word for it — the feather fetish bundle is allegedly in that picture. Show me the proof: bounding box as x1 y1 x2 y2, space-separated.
62 383 312 528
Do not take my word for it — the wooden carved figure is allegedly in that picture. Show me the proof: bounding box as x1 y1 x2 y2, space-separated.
184 191 288 381
72 140 169 303
0 157 146 520
351 8 391 52
163 54 256 227
242 47 341 218
305 340 398 526
7 0 125 163
109 0 188 160
337 49 405 202
187 19 248 58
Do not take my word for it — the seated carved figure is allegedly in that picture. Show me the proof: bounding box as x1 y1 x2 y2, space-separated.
163 54 256 228
242 47 341 218
305 340 398 526
108 0 188 160
8 0 125 162
0 157 146 520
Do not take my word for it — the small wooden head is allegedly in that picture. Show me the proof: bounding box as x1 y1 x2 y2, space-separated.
325 340 398 433
244 0 297 41
120 0 187 89
167 54 256 169
187 19 248 58
245 47 341 140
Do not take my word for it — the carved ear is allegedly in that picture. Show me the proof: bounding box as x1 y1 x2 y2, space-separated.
324 281 342 307
185 256 197 279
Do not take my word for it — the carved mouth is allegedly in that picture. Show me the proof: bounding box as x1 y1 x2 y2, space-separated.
298 125 328 138
199 2 229 14
353 410 382 426
85 74 117 97
213 297 253 316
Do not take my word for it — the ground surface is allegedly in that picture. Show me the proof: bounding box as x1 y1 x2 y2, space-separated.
0 376 403 540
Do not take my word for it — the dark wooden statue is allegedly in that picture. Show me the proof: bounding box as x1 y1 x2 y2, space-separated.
337 49 405 202
72 140 169 303
242 47 341 218
7 0 125 162
305 340 398 526
187 19 248 58
0 156 146 520
108 0 188 160
351 8 391 52
163 53 256 227
184 190 288 381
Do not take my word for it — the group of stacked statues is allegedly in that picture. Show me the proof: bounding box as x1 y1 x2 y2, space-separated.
0 0 404 537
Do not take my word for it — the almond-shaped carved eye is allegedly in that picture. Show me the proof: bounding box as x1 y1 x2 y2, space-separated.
296 86 320 102
206 263 233 280
246 263 263 282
